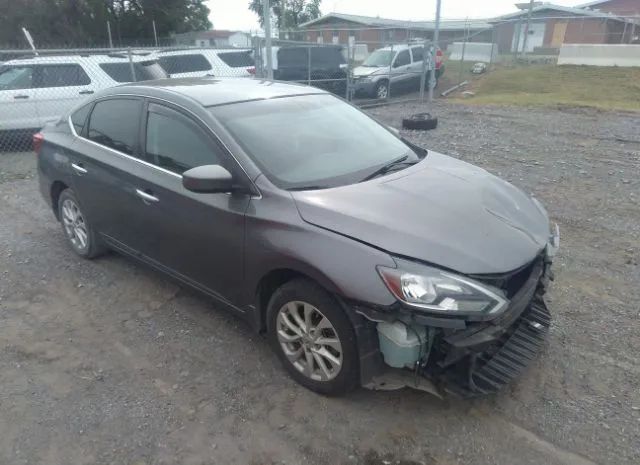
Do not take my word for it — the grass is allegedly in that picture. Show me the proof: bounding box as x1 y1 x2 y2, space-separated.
449 64 640 112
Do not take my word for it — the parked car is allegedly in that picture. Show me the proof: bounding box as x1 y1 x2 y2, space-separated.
36 78 557 397
275 45 348 96
0 53 167 134
352 43 444 99
157 48 255 78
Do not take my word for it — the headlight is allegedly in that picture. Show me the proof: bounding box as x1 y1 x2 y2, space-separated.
377 258 508 315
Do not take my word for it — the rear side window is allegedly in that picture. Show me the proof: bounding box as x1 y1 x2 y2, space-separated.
159 54 212 74
145 104 221 175
411 47 424 62
87 99 141 156
36 64 91 88
99 61 167 83
394 50 411 67
217 51 254 68
0 66 34 90
70 103 92 135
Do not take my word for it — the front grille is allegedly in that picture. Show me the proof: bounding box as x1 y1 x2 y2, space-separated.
445 298 551 397
475 255 542 299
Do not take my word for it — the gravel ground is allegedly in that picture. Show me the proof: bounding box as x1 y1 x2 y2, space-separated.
0 101 639 465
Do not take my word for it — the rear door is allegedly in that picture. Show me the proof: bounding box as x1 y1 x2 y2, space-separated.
68 97 150 248
390 49 412 90
0 65 39 131
34 63 96 127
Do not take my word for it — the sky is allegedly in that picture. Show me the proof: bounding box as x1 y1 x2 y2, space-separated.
207 0 583 31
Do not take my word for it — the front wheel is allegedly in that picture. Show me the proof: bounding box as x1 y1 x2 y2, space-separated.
374 80 389 100
267 279 359 396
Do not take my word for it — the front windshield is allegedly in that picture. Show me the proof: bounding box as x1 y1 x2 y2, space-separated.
212 94 415 190
362 50 395 67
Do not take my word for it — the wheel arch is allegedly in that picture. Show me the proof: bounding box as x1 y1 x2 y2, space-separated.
253 265 343 333
50 180 69 220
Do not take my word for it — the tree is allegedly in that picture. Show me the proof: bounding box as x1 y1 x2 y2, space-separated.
249 0 321 30
0 0 212 47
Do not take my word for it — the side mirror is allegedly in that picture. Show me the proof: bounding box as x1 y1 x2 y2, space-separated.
183 165 234 194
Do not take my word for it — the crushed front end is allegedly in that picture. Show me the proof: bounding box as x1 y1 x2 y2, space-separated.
355 241 557 397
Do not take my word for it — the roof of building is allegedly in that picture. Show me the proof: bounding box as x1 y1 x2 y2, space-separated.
113 77 326 107
173 30 247 39
493 2 629 21
299 13 492 31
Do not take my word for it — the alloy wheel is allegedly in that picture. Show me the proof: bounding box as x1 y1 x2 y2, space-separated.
61 198 89 252
377 83 389 99
276 301 343 382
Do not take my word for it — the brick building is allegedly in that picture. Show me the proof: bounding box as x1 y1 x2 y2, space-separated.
298 13 493 51
492 2 639 53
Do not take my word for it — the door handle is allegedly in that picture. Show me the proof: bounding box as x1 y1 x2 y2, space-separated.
135 189 159 203
14 95 29 99
71 163 87 175
79 90 94 95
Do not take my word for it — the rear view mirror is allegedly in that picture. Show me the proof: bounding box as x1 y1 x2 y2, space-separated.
183 165 233 193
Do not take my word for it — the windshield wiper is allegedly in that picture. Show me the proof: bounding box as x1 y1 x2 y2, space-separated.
288 185 330 191
360 155 418 182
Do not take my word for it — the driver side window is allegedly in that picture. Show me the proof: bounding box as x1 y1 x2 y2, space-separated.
145 104 221 175
393 50 411 68
0 66 34 90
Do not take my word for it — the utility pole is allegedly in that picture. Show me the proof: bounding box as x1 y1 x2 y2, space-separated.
427 0 442 103
263 0 274 80
107 21 114 48
521 0 535 57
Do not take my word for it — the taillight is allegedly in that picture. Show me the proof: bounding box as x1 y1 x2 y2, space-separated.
33 132 44 155
247 67 256 75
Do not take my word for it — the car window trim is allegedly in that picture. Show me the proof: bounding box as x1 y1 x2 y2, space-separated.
68 93 261 198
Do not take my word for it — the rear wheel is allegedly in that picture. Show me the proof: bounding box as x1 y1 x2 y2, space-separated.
267 278 359 396
58 189 105 259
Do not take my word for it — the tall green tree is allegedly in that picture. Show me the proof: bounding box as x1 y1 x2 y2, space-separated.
0 0 212 47
249 0 321 30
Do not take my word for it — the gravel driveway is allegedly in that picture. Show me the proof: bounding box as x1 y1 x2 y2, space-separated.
0 101 638 465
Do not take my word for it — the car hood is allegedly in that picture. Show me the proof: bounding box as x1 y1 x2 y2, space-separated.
353 66 387 77
291 152 550 275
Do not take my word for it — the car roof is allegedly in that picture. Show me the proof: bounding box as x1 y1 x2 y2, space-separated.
112 77 328 107
5 53 159 66
157 48 251 56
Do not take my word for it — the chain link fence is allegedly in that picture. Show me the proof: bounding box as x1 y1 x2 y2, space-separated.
1 12 639 152
0 45 255 152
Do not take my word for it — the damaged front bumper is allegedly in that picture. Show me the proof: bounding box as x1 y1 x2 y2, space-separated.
355 251 554 397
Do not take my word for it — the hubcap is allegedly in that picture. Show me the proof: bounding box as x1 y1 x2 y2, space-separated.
377 84 388 99
276 301 343 382
61 199 88 252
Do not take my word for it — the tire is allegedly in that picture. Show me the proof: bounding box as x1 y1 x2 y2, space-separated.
57 188 106 259
266 278 359 396
402 113 438 131
373 80 389 100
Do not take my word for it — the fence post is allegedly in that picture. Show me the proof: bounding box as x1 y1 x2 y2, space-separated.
127 47 137 82
428 0 442 104
307 45 311 86
387 43 393 101
521 0 535 58
263 0 274 80
419 39 428 101
107 21 114 49
489 24 497 68
459 19 469 83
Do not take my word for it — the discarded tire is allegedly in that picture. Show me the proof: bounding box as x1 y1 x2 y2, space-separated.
402 113 438 131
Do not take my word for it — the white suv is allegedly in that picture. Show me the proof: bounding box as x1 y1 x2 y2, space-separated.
157 48 256 78
0 53 167 133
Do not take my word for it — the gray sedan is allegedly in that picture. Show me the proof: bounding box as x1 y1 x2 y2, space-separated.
36 78 558 396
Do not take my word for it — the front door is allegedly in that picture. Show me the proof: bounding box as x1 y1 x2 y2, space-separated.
124 101 250 303
0 65 39 131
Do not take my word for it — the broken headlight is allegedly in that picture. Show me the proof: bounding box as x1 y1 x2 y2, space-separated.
377 258 508 316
